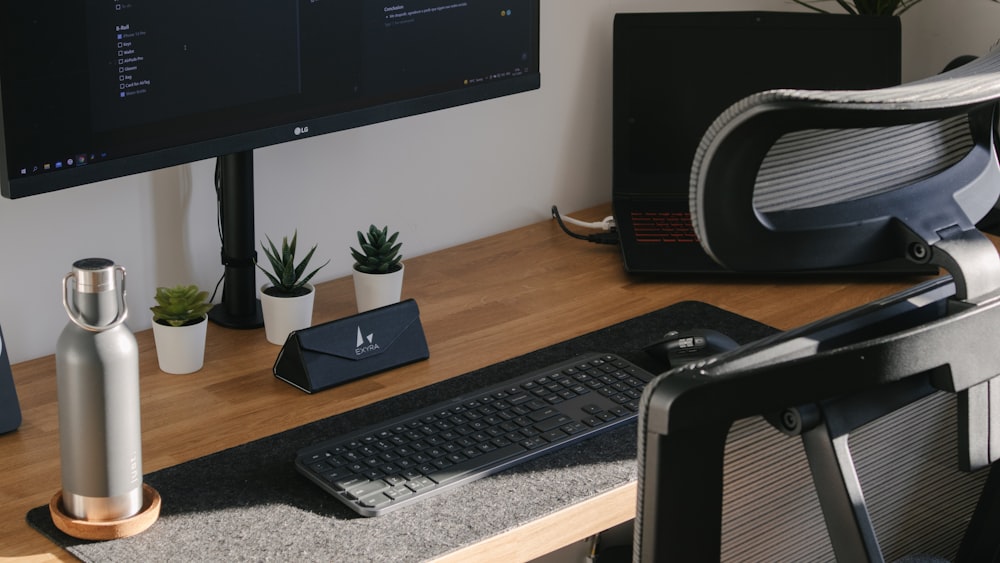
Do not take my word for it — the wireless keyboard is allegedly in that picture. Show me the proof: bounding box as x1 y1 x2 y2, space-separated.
295 352 655 516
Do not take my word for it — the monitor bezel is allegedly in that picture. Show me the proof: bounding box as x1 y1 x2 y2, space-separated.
1 3 541 199
2 74 540 200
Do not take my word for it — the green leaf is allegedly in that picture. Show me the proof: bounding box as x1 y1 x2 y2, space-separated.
350 225 403 274
150 284 212 326
256 230 329 294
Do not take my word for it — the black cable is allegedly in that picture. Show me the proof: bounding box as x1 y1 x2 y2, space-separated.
551 205 619 245
209 157 226 304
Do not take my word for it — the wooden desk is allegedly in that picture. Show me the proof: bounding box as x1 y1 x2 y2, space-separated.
0 205 933 562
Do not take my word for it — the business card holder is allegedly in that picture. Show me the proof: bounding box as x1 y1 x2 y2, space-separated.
273 299 429 393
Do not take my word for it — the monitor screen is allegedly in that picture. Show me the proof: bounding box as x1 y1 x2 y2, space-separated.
0 0 540 199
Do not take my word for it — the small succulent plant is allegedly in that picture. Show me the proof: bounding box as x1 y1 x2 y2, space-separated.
351 225 403 274
150 285 213 327
258 231 329 297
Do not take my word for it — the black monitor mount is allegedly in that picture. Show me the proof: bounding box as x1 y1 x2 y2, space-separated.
208 151 264 329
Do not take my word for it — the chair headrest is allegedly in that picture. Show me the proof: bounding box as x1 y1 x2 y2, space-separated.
690 46 1000 274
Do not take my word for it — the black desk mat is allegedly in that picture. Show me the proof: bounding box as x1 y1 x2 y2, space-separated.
27 300 775 562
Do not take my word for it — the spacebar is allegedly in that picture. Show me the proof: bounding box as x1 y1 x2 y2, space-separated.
428 443 528 485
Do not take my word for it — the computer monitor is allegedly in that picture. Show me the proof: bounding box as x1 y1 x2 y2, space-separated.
0 1 540 326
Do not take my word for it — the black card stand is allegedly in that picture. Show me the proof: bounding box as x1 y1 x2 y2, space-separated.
273 299 430 393
0 320 23 434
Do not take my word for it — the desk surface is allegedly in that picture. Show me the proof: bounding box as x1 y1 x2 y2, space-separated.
1 204 937 562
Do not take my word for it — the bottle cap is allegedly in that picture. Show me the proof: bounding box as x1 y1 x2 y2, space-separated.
71 258 117 294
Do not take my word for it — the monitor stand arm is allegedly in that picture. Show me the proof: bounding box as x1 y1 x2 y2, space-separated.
208 151 264 329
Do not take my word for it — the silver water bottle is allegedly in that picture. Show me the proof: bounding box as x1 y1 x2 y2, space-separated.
55 258 143 521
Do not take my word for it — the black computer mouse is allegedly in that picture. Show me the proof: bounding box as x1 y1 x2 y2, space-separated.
644 328 739 367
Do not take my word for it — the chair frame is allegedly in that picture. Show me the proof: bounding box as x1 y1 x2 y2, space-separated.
636 49 1000 562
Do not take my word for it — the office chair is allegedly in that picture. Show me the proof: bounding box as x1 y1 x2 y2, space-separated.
636 45 1000 562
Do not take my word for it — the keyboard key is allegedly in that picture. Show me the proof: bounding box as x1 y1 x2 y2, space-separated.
534 414 572 432
345 479 390 500
358 493 392 509
541 429 566 442
384 485 413 501
319 467 355 483
333 475 368 491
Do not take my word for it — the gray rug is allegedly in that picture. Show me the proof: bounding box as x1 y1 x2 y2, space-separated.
27 300 774 562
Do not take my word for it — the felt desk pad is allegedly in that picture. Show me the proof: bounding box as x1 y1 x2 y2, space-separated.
27 300 775 562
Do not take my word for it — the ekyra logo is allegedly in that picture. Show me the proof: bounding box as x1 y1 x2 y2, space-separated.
355 326 380 356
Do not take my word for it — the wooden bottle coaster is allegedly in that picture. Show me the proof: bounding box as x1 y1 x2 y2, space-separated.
49 483 161 541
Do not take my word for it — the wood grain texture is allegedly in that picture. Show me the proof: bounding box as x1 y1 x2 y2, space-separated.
0 204 941 561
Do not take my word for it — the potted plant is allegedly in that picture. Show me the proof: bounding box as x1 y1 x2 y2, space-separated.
150 284 214 374
791 0 924 15
257 231 329 345
351 224 404 312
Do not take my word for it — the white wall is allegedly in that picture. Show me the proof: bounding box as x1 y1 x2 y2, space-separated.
1 0 998 363
902 0 1000 80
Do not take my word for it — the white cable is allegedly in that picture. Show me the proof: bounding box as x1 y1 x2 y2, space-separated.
560 213 616 231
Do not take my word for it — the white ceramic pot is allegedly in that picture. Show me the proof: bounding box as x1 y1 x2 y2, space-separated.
260 283 315 345
352 263 404 313
152 315 208 374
